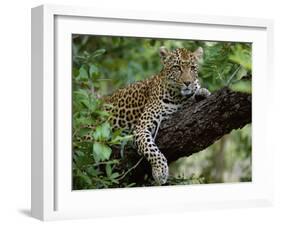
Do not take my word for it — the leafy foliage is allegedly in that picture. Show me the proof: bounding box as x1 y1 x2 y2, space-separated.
72 47 135 189
72 35 252 189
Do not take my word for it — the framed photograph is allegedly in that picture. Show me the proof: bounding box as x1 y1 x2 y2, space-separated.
31 4 274 221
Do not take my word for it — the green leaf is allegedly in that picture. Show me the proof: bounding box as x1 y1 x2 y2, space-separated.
75 150 85 157
78 66 88 80
92 142 102 162
93 126 102 141
81 174 92 185
74 149 92 167
76 170 92 186
73 67 79 77
230 80 251 93
73 88 89 97
93 122 111 141
110 179 119 184
92 142 112 162
91 49 106 59
86 166 99 177
105 164 112 177
100 122 111 140
80 99 90 109
94 110 110 118
110 135 133 145
110 172 119 179
126 182 136 187
89 64 99 79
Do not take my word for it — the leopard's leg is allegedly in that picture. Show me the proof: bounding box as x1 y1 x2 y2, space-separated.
134 111 168 185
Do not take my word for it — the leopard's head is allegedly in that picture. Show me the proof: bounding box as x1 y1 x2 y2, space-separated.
159 46 203 96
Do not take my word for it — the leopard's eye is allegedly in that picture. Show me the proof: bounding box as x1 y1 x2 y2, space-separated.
190 65 197 71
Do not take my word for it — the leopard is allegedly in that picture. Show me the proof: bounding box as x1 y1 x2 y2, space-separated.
102 46 211 185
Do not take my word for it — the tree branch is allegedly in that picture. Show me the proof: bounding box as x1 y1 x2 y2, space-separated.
112 87 252 183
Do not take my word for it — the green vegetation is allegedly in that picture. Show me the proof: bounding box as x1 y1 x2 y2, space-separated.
72 35 252 190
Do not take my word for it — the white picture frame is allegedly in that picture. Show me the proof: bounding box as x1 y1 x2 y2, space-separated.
31 4 274 221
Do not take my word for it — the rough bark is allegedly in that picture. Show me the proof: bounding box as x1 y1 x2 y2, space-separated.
112 87 252 182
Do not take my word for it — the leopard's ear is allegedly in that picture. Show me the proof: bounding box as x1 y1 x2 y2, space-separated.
159 46 169 61
193 47 204 60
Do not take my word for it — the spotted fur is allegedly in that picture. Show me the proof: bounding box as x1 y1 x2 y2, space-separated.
105 47 210 185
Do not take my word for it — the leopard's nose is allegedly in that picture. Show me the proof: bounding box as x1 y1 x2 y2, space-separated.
184 81 191 87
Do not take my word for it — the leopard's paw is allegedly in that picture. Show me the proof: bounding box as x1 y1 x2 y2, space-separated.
195 88 211 101
152 159 169 185
197 87 211 97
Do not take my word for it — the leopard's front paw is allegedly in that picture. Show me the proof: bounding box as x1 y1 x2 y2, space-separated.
152 159 169 185
194 88 211 101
